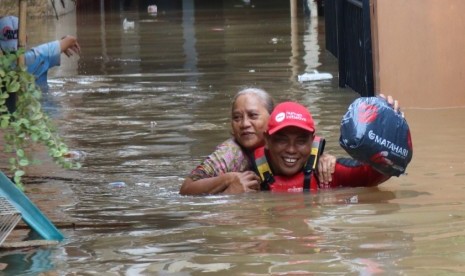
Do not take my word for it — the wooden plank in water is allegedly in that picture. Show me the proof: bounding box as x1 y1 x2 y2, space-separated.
0 240 59 249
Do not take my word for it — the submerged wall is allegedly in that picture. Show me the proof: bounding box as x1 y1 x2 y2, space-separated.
0 0 76 18
371 0 465 108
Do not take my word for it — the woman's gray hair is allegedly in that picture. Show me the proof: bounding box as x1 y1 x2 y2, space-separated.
231 87 274 114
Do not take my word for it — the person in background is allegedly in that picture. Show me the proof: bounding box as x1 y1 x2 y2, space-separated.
179 87 337 195
0 15 81 91
251 99 399 193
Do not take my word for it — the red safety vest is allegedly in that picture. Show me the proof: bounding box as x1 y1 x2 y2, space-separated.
253 137 391 192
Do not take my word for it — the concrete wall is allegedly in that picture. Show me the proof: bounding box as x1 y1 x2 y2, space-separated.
0 0 75 18
371 0 465 108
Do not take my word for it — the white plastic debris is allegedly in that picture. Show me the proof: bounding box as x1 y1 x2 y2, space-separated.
147 5 157 14
298 70 333 82
123 18 135 30
63 150 87 161
109 182 126 188
135 182 151 187
345 195 358 204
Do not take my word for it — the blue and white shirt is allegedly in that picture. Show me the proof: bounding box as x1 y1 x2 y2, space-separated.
25 40 61 91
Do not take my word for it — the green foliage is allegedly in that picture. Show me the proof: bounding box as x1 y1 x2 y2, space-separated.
0 51 80 190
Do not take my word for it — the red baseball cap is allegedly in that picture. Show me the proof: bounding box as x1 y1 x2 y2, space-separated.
267 102 315 135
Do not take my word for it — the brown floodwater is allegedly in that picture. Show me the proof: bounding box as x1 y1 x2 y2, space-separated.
1 1 465 275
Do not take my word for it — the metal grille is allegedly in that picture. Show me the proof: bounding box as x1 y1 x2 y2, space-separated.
325 0 374 96
325 0 339 57
0 197 21 245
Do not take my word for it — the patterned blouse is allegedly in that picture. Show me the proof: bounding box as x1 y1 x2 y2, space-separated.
188 138 253 181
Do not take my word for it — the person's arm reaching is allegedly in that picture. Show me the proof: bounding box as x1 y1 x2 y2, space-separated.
180 171 260 195
179 138 257 195
59 35 80 57
328 158 391 188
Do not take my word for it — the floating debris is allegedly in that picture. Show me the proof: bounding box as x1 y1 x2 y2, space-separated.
135 182 151 187
147 5 157 15
123 18 134 30
298 70 333 82
109 182 126 188
63 150 87 161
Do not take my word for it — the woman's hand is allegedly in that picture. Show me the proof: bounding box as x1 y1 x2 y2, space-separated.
317 153 336 186
223 171 261 194
379 93 403 117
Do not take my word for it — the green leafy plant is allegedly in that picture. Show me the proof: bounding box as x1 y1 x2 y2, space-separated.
0 51 80 190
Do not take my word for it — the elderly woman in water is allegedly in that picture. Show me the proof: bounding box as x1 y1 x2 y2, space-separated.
179 87 335 195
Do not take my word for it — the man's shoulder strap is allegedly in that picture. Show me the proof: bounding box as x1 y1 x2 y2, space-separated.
253 147 275 190
303 136 326 191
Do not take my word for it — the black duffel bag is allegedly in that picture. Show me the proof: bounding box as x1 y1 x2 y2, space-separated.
339 96 413 176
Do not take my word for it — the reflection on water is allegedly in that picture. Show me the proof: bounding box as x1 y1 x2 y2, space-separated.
2 1 465 275
57 188 416 275
0 248 57 275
